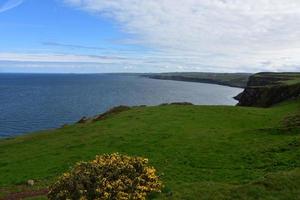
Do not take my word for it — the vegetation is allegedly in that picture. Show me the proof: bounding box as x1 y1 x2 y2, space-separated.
143 72 251 88
0 97 299 199
48 153 162 200
253 72 300 86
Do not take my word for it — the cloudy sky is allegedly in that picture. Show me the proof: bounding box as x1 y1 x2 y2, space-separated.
1 0 300 73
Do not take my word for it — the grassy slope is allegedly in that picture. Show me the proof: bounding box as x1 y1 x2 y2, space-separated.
0 99 300 199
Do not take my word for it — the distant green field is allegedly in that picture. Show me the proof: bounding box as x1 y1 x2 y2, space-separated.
253 72 300 86
143 72 251 88
0 99 300 199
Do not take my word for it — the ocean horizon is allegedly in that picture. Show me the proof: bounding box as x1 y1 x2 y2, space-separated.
0 73 242 137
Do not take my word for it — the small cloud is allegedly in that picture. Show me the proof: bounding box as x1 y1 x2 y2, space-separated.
0 0 23 13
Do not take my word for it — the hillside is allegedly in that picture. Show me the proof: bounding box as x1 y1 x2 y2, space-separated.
1 98 300 199
236 72 300 107
143 72 251 88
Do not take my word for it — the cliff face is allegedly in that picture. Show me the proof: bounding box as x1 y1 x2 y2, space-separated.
236 73 300 107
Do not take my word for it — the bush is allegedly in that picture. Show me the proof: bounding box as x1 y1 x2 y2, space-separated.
48 153 162 200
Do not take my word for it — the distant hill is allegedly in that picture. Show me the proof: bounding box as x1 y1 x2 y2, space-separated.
236 72 300 107
142 72 251 88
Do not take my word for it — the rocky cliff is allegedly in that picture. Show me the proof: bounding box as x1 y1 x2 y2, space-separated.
235 72 300 107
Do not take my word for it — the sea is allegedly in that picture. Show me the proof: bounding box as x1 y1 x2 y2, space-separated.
0 73 243 137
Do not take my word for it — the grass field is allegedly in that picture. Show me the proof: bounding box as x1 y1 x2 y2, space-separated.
0 99 300 199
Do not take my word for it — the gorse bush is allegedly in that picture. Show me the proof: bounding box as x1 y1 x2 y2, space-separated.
48 153 162 200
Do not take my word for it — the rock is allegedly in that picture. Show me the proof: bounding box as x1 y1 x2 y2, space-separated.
159 103 169 106
27 179 35 186
76 106 132 124
282 114 300 129
159 102 193 106
93 105 131 121
233 92 243 101
77 116 88 124
170 102 193 105
61 124 68 128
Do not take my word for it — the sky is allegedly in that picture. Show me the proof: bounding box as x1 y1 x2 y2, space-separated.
0 0 300 73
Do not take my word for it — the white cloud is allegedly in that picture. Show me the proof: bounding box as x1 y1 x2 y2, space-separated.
0 0 23 13
63 0 300 72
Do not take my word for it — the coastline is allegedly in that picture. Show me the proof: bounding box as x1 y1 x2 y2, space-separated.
142 75 245 88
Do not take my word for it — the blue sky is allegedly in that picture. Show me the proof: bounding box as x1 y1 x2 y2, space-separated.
0 0 153 73
1 0 300 73
1 0 123 53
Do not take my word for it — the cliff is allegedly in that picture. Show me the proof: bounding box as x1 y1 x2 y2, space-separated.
235 72 300 107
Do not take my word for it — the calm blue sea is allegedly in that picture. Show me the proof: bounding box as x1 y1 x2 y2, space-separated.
0 73 242 137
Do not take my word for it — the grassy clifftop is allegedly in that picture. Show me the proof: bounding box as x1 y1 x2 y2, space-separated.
143 72 251 88
1 98 300 199
248 72 300 86
236 72 300 107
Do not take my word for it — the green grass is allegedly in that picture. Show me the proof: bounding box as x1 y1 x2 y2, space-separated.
254 72 300 86
283 77 300 85
1 99 300 199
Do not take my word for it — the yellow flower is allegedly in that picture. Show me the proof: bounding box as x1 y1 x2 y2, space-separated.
48 153 162 200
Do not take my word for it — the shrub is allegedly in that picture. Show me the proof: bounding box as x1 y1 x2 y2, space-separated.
48 153 162 200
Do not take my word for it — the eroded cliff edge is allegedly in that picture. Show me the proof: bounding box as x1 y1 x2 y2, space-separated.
235 72 300 107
